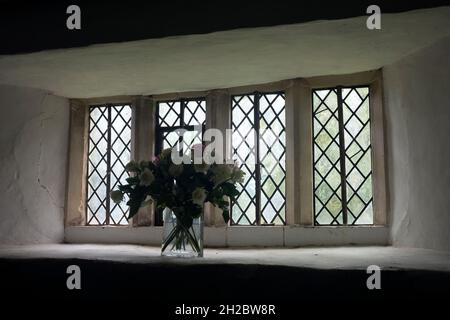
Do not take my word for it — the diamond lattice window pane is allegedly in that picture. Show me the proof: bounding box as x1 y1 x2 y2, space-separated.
312 87 373 225
162 128 203 157
182 129 203 155
154 98 206 226
87 104 132 225
109 105 132 225
232 95 257 225
162 130 180 150
158 101 181 127
259 93 286 225
184 100 206 126
231 93 286 225
312 89 343 225
87 106 108 225
342 88 373 225
157 98 206 153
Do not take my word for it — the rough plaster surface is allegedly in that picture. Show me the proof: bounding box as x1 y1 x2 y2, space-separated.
0 7 450 98
0 85 69 244
1 244 449 272
383 37 450 252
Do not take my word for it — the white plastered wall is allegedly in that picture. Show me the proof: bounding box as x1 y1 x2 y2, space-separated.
384 36 450 252
0 85 69 244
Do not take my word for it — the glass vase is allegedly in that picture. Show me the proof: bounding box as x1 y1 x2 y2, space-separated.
161 207 204 258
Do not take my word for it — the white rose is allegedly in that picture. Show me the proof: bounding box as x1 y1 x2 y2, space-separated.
212 164 233 185
231 166 245 184
139 168 155 186
110 190 124 204
192 187 207 206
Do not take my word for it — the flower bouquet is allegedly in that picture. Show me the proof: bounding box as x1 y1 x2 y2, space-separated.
110 147 244 257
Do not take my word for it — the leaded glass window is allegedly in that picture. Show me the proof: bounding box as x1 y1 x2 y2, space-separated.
154 98 206 225
312 86 373 225
231 92 286 225
86 104 132 225
155 98 206 156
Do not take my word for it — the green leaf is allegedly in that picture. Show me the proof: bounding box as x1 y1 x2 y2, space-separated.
118 185 134 193
222 210 230 223
126 187 147 220
128 200 140 220
221 182 240 198
126 176 139 184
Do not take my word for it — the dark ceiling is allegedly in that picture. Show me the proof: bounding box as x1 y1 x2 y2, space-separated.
1 0 449 55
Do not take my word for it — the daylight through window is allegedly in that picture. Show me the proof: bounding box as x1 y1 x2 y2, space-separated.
86 104 132 225
155 98 206 156
312 86 374 225
231 92 286 225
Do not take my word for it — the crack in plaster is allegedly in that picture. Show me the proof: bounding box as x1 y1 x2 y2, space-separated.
0 86 69 244
36 105 64 210
8 94 61 242
12 130 53 242
0 104 44 242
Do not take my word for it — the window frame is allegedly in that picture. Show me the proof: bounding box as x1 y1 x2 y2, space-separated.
153 97 207 225
85 103 133 226
65 96 137 227
311 85 374 226
154 97 206 156
65 70 387 234
230 91 287 226
305 70 387 226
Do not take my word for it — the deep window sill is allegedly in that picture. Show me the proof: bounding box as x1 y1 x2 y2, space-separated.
65 225 389 247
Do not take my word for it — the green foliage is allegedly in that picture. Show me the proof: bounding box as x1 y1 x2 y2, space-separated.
111 148 245 227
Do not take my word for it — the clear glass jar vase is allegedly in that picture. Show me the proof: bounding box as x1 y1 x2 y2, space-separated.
161 207 204 258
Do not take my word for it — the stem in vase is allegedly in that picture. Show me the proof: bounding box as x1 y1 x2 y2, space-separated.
178 222 201 254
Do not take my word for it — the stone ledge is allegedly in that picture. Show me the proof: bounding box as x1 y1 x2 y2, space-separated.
2 244 449 272
64 225 390 247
